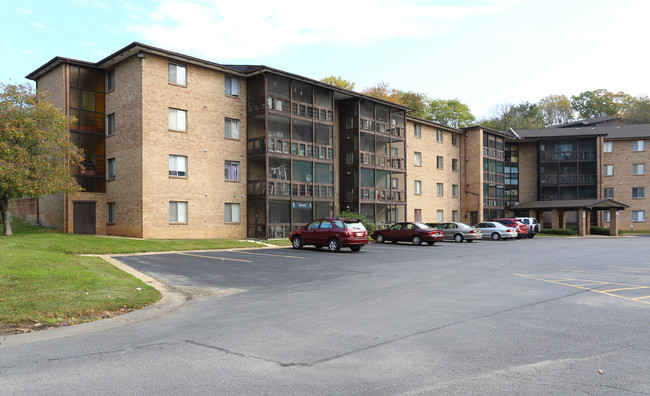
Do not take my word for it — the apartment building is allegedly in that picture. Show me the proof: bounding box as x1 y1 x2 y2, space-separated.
19 42 648 237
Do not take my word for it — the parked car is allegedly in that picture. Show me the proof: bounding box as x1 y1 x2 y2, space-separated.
433 222 483 242
372 222 444 246
289 218 369 252
514 217 541 237
473 221 518 240
490 218 529 238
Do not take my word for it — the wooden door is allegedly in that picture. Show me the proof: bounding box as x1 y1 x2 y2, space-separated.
73 202 96 234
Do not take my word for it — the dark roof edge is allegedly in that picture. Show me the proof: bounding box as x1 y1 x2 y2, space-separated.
405 115 463 132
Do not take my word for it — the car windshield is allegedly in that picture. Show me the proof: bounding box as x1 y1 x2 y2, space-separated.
346 221 366 231
413 223 430 229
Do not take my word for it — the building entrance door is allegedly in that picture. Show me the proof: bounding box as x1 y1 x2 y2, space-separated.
470 211 478 225
73 201 96 234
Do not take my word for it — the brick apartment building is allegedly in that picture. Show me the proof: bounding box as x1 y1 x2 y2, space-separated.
16 42 648 238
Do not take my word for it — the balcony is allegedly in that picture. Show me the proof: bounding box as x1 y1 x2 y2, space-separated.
540 151 597 161
540 175 597 185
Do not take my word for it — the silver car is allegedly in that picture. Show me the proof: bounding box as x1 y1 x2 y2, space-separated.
473 221 518 240
434 222 483 242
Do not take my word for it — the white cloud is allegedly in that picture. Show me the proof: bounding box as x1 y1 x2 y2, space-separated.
15 7 34 14
29 21 45 29
127 0 507 60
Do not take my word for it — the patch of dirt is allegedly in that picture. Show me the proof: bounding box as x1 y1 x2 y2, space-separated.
0 309 137 337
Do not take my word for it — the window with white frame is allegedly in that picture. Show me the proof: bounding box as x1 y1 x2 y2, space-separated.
107 202 116 223
452 184 459 197
107 69 115 91
414 152 422 167
225 76 240 96
437 210 444 222
107 158 115 180
225 160 240 181
225 203 240 223
452 210 459 222
169 201 188 223
604 164 614 176
168 63 186 86
169 155 187 177
452 133 458 146
603 211 610 222
414 180 422 195
632 140 645 151
437 183 444 196
603 187 614 199
436 129 443 143
633 210 645 222
452 158 459 172
603 141 613 152
633 187 645 198
225 118 240 139
632 163 645 175
437 156 444 169
414 124 421 138
106 113 115 136
168 108 187 131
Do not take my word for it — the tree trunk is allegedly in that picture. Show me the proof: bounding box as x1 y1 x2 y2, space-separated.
0 195 13 236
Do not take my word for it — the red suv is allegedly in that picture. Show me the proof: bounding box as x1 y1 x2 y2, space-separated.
290 218 369 252
490 218 528 238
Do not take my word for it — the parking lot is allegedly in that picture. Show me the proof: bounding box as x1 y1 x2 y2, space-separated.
2 236 649 394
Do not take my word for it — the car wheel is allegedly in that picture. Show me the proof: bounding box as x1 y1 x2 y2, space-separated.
427 241 435 246
328 238 341 252
412 235 423 246
350 245 362 252
292 236 303 249
375 234 385 243
491 233 501 241
454 233 464 243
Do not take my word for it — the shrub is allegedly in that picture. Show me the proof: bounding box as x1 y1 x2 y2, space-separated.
541 228 577 235
337 210 375 235
590 226 610 235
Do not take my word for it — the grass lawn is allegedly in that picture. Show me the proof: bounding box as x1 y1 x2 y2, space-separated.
0 220 262 335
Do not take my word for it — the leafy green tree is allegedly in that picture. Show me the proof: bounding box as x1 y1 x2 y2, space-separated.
428 99 475 128
0 83 83 236
539 94 575 126
320 76 356 90
361 82 401 103
622 95 650 124
570 89 631 118
336 209 375 235
480 102 545 131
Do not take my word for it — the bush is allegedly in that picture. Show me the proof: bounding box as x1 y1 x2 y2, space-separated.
336 210 375 235
590 226 610 235
541 228 577 235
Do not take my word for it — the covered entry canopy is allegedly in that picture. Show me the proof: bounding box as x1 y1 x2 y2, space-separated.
511 199 629 236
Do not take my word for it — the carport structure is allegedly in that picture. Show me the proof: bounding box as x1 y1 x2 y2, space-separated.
511 199 629 236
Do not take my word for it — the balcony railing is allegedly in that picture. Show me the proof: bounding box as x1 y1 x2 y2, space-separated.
359 151 405 170
540 151 597 161
360 188 405 202
539 175 597 184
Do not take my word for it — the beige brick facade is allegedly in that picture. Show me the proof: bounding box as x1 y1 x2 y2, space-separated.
518 142 538 203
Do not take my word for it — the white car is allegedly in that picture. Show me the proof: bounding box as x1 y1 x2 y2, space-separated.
473 221 518 240
514 217 541 237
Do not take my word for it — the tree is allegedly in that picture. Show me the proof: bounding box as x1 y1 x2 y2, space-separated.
480 102 545 131
0 83 83 236
570 89 631 119
622 95 650 124
539 94 575 126
361 82 401 103
428 99 475 128
320 76 356 91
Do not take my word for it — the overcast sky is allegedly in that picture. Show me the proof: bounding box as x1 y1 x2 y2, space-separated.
2 0 648 118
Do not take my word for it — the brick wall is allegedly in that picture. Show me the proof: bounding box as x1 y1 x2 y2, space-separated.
460 128 483 222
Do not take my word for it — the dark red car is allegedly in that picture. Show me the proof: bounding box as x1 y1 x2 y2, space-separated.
290 218 369 252
490 218 528 238
371 222 444 246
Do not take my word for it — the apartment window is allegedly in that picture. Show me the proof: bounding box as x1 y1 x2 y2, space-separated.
452 210 459 222
107 202 116 223
632 210 645 222
414 180 422 195
603 188 614 199
437 210 444 222
414 152 422 167
452 133 458 146
225 160 240 181
169 201 188 223
168 63 186 86
225 203 241 223
225 76 240 97
437 183 444 196
106 113 115 136
603 141 613 152
168 108 187 131
633 187 645 199
414 209 422 222
603 164 614 176
414 124 421 138
437 156 444 169
225 118 240 139
107 158 115 180
436 129 443 143
106 69 115 91
632 163 645 175
452 184 459 198
169 155 187 177
632 140 645 151
452 158 459 172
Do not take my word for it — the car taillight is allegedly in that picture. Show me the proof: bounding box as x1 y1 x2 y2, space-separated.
470 230 476 234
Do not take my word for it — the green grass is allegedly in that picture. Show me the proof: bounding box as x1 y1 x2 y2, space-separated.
0 220 262 328
264 238 293 246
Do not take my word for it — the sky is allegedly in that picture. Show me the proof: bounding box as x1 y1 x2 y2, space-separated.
2 0 649 119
